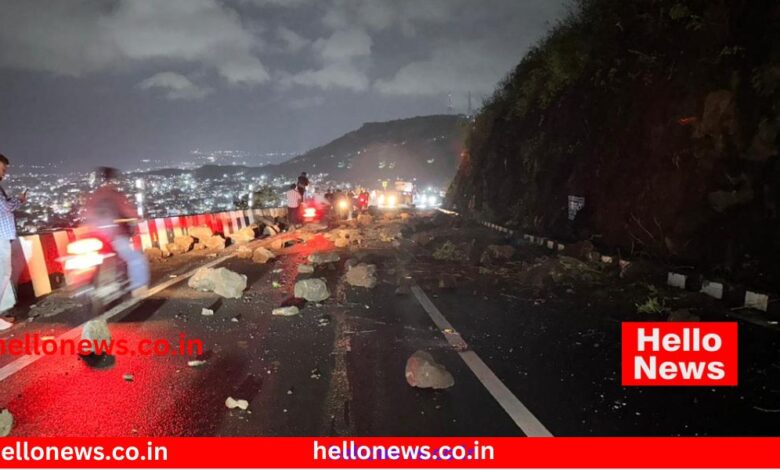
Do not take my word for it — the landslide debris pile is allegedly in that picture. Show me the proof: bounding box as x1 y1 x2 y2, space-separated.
447 0 780 283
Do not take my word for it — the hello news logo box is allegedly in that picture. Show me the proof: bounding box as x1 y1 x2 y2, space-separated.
622 322 738 386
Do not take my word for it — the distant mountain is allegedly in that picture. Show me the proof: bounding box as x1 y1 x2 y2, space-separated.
137 115 467 187
270 115 467 187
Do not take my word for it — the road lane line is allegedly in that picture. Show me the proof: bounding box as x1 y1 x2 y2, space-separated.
0 251 239 383
410 284 553 437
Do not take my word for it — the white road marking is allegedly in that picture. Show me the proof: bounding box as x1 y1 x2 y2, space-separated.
410 285 553 437
0 251 238 383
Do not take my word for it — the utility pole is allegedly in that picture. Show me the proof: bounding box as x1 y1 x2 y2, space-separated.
467 91 472 117
447 92 453 114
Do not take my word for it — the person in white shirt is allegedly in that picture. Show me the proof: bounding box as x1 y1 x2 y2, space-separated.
286 183 302 227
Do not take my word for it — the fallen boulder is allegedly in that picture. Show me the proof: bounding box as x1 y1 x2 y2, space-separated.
334 238 349 248
405 351 454 389
230 226 256 244
308 252 340 264
432 241 465 261
144 247 165 263
262 224 281 237
345 263 377 288
203 235 226 251
357 214 374 226
188 225 214 242
294 278 330 302
0 409 12 437
174 235 195 253
193 243 206 251
252 247 276 264
188 267 247 298
166 242 184 255
236 245 254 259
272 306 300 317
81 319 111 354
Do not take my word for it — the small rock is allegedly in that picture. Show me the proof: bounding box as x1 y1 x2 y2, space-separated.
225 397 249 410
405 351 454 389
345 263 378 288
310 368 322 379
297 264 315 274
294 278 330 302
0 409 13 437
123 374 134 382
81 319 111 354
308 252 340 264
236 245 254 259
201 308 214 316
252 247 277 264
272 306 300 317
187 360 207 367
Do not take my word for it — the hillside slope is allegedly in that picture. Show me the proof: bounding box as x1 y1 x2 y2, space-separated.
447 0 780 283
272 115 466 186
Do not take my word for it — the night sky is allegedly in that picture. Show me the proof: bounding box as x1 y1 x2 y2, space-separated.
0 0 569 171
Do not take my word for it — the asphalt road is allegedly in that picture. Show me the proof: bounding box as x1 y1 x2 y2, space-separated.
1 214 779 437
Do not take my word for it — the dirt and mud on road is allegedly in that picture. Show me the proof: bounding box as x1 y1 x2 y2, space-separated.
1 209 779 437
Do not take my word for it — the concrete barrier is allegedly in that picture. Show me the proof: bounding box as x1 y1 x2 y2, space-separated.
13 207 287 299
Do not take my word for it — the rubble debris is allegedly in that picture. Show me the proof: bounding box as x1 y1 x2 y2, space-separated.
81 319 111 354
144 247 166 263
166 242 184 255
203 235 227 251
174 235 195 253
317 315 331 327
272 306 300 317
294 278 330 302
225 397 249 410
310 368 322 379
308 252 340 265
0 409 13 437
193 243 206 251
272 281 282 289
236 245 254 259
188 267 247 299
123 374 134 382
252 247 277 264
357 214 374 226
187 359 207 367
345 263 378 288
668 308 701 322
405 351 454 389
432 241 465 261
400 212 411 221
188 226 214 242
201 308 214 316
297 264 315 274
229 226 256 245
263 224 281 237
334 238 349 248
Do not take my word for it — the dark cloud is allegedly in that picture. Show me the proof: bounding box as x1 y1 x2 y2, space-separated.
0 0 569 170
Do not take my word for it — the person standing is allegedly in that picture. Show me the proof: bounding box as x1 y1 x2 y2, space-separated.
297 172 309 198
0 154 27 330
286 183 302 227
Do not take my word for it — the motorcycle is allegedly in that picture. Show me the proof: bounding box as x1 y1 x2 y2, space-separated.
61 221 135 316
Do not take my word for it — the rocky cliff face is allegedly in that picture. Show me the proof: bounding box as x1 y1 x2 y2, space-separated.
447 0 780 285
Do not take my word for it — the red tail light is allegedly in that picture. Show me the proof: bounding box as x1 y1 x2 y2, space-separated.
303 207 317 219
